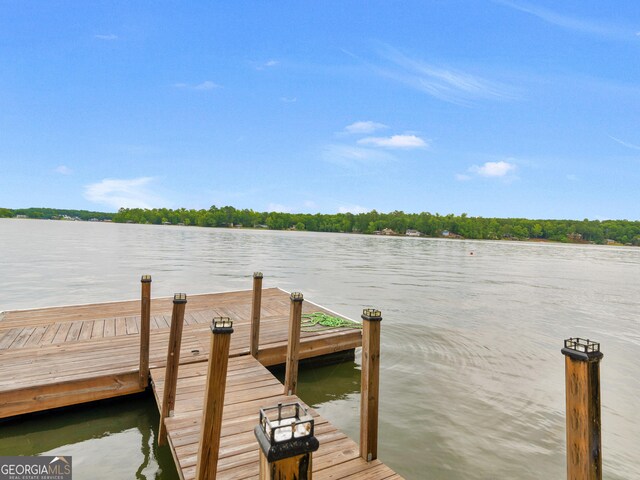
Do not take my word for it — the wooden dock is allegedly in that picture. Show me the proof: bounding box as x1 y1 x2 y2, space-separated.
0 285 404 479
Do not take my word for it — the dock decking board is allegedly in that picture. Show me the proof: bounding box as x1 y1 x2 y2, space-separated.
0 289 348 351
0 287 403 479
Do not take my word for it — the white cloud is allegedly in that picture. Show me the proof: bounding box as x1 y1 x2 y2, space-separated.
55 165 72 175
338 205 369 214
469 161 516 177
303 201 318 209
375 45 517 105
174 81 220 90
256 59 280 70
323 144 394 167
344 121 388 135
280 96 297 103
195 81 219 90
609 135 640 150
95 34 118 41
84 177 166 209
455 173 472 181
358 134 428 149
494 1 635 41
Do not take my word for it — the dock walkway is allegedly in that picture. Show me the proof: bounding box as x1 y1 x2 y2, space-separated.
151 355 402 480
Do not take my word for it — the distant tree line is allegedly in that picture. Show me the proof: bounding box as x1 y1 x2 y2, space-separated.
111 206 640 245
3 205 640 245
0 207 113 221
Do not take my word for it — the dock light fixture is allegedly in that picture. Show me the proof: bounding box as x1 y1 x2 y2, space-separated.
141 274 152 283
254 402 319 479
173 293 187 304
211 316 233 333
562 337 602 360
290 292 304 302
361 308 382 321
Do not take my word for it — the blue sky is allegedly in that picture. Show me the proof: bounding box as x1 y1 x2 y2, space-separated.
1 1 639 220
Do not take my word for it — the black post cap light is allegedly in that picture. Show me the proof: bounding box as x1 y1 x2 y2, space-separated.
561 337 603 362
173 293 187 304
361 308 382 322
211 316 234 334
254 402 319 463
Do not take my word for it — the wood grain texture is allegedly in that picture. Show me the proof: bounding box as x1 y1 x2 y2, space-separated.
360 318 381 462
284 298 303 396
565 355 602 480
260 452 311 480
159 299 187 446
250 275 263 358
139 280 152 388
196 330 232 480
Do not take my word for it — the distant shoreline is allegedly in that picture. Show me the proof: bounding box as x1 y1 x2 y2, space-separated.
0 213 640 246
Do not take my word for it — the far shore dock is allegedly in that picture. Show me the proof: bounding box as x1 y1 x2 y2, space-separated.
0 278 404 479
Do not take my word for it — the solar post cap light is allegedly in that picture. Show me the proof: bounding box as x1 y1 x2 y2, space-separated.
361 308 382 321
561 337 603 361
254 402 319 479
211 316 233 333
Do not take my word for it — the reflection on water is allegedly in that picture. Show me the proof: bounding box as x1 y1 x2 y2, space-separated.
1 219 639 479
0 394 178 480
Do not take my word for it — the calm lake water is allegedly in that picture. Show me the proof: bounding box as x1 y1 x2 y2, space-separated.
0 219 639 479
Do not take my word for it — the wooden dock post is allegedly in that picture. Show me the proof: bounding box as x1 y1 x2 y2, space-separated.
158 293 187 446
139 275 152 389
250 272 264 358
195 317 234 480
254 402 319 480
284 292 304 396
562 338 604 480
360 308 382 462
